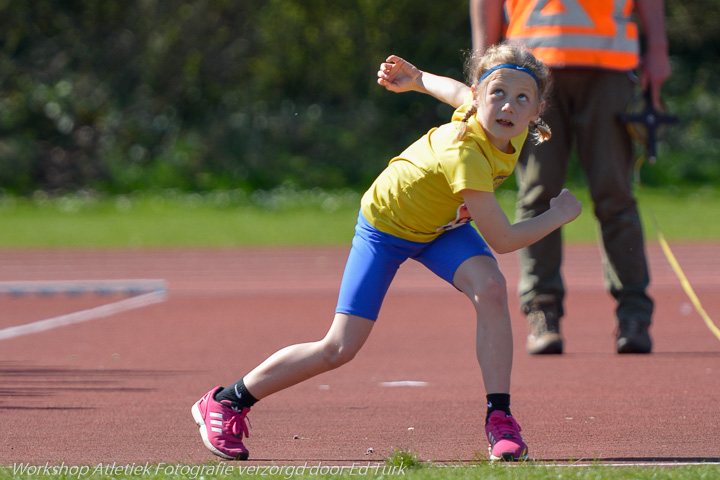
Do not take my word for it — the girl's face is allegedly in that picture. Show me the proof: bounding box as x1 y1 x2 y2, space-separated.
474 69 543 152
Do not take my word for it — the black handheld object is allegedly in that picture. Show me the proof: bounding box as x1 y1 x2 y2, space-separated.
619 88 678 164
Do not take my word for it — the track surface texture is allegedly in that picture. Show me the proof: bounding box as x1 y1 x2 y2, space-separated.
1 244 718 465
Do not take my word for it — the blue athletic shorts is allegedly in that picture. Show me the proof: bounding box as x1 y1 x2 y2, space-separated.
335 211 494 321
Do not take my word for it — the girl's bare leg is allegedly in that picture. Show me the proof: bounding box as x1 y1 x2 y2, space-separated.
242 313 375 399
453 255 513 394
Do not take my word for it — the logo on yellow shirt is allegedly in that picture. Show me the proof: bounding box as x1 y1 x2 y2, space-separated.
437 204 472 232
493 175 509 189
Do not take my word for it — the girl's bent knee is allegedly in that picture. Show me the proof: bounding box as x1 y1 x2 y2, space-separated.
469 273 507 303
321 343 357 370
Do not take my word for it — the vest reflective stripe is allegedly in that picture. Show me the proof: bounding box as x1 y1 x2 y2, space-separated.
521 33 638 53
504 0 640 70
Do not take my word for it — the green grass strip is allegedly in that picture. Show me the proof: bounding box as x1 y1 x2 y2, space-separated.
1 186 718 248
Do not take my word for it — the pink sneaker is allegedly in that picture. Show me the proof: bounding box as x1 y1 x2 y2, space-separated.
485 410 528 461
191 386 251 460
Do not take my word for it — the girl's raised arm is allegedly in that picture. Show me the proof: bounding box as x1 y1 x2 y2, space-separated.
377 55 470 108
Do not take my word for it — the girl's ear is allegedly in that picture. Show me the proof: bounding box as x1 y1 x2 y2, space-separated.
470 83 482 106
530 100 546 125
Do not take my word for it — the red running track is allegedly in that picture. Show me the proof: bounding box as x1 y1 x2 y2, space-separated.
0 244 718 465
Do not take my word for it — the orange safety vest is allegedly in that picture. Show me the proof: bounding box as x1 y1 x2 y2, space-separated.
503 0 640 70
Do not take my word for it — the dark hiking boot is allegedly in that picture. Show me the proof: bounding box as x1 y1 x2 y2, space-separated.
616 317 652 354
525 297 563 355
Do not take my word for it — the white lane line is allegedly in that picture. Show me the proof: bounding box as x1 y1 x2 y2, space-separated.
0 289 167 341
379 381 429 387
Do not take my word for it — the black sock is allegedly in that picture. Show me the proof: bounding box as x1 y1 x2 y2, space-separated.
214 379 258 409
486 393 511 423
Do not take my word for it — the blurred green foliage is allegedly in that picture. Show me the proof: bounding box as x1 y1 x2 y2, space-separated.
0 0 717 195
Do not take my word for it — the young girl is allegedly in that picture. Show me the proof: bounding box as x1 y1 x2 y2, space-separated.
192 43 581 462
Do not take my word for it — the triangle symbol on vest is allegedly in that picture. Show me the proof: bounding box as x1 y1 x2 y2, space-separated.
541 0 567 15
525 0 593 28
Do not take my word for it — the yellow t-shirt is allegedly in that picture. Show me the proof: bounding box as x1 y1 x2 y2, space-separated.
361 103 527 243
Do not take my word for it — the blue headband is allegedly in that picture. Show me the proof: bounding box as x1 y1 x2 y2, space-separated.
478 63 541 89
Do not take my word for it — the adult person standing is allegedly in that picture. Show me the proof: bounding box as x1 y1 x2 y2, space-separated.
470 0 671 354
